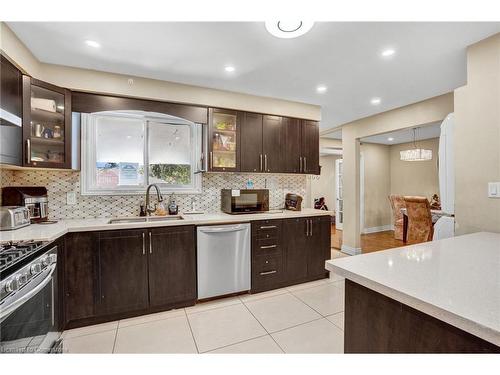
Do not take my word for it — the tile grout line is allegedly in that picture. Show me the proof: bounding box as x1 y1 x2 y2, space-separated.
111 328 118 354
201 333 271 354
184 309 200 354
186 299 242 316
289 283 345 318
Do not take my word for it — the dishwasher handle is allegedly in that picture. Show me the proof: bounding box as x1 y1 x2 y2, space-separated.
198 225 248 233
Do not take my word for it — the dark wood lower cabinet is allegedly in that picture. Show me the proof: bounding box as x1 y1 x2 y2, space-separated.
148 226 196 308
251 216 331 293
63 226 196 329
96 229 149 315
344 280 500 353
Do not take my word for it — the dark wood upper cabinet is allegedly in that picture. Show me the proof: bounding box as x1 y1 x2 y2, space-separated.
282 117 302 173
208 108 241 172
240 112 263 172
301 120 320 174
22 76 72 169
262 115 283 173
148 226 197 308
0 55 22 119
96 229 149 315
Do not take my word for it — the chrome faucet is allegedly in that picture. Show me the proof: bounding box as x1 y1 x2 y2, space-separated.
145 184 163 216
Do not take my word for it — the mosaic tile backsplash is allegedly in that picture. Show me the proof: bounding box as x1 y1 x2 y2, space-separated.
0 169 306 220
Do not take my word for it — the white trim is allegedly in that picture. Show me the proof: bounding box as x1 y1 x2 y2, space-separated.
360 152 364 234
0 108 22 126
341 244 362 255
362 224 394 234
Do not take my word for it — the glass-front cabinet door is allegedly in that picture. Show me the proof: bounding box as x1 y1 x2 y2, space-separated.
208 108 240 172
22 76 72 168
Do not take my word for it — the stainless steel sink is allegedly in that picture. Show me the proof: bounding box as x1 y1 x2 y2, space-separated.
108 216 184 224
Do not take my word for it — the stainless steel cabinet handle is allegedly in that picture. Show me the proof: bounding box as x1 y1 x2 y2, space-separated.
260 270 277 276
149 232 152 254
304 157 307 172
142 232 145 255
310 219 313 236
299 156 303 173
260 244 277 249
306 219 309 236
26 139 31 164
210 152 213 169
260 225 276 229
264 154 268 171
259 154 263 172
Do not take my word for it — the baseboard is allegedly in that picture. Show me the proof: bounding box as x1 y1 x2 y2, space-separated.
362 225 394 234
341 244 362 255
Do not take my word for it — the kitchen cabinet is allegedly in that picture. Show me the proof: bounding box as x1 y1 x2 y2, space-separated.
208 108 241 172
97 229 149 315
63 226 197 329
148 226 197 308
240 114 283 173
282 118 320 174
22 76 72 169
301 120 320 174
0 55 22 120
251 216 331 293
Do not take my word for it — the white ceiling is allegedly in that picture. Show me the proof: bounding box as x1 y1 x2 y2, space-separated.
8 22 500 131
361 121 442 145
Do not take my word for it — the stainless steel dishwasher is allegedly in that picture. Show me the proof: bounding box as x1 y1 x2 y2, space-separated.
197 223 251 299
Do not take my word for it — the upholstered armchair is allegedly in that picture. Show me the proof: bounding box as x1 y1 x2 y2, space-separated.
403 196 433 243
389 195 406 241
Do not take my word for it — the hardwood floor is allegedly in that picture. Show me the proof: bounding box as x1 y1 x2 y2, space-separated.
331 224 405 253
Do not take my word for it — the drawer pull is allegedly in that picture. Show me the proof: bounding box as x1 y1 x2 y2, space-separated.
260 270 277 276
260 225 277 229
260 244 277 249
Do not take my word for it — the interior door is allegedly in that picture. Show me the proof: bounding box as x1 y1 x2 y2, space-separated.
97 229 149 315
301 120 320 174
282 117 302 173
335 159 344 230
283 218 308 283
148 226 196 307
262 115 283 172
240 112 263 172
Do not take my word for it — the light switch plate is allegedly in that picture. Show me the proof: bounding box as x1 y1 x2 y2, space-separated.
67 191 77 205
488 182 500 198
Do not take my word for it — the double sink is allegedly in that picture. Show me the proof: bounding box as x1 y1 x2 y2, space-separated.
108 216 184 224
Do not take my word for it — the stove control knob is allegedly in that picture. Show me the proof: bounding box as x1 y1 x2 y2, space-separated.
41 257 49 267
47 254 57 265
5 278 19 293
30 263 42 275
18 273 28 285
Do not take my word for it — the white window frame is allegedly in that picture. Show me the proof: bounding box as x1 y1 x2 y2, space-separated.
81 111 202 196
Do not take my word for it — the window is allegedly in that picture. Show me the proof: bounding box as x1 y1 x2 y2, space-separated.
81 111 202 195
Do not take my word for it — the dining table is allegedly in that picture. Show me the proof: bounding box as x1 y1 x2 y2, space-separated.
400 208 446 242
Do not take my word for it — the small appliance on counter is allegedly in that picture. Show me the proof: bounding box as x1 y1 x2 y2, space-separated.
2 186 49 223
285 193 303 211
221 189 269 214
0 206 30 231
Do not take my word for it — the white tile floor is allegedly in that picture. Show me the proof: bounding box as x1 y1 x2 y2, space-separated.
62 271 346 354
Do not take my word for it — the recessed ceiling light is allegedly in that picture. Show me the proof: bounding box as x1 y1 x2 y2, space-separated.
371 97 381 105
381 48 396 57
224 66 235 72
265 21 314 39
85 40 101 48
387 137 394 141
316 85 327 93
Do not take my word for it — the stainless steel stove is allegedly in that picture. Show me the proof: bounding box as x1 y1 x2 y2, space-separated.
0 240 62 353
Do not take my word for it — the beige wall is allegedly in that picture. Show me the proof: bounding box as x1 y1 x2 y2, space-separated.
339 93 453 252
0 23 320 121
390 138 440 200
309 154 340 210
454 33 500 235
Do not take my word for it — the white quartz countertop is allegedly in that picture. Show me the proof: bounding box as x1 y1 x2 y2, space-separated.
326 232 500 346
0 208 333 243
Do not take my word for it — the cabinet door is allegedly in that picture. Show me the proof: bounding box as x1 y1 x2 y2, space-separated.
283 218 309 283
307 216 332 279
97 229 149 315
22 76 72 169
282 117 302 173
148 226 196 308
64 232 97 323
208 108 241 172
240 112 263 172
262 115 283 173
301 120 320 174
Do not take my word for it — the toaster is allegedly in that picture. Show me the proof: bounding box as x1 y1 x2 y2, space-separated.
0 206 31 231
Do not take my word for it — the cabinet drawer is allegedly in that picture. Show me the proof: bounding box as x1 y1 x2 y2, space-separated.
253 237 281 257
252 256 284 291
252 219 282 240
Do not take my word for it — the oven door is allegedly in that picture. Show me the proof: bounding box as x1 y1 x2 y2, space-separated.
0 262 60 354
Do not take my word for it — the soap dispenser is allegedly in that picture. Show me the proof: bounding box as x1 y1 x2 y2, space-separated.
168 193 179 215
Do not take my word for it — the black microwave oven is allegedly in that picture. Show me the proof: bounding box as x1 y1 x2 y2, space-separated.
221 189 269 214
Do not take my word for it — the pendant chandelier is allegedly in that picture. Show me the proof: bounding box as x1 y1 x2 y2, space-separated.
400 127 432 162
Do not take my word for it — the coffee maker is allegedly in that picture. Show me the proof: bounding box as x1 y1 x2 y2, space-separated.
2 186 49 223
285 193 303 211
